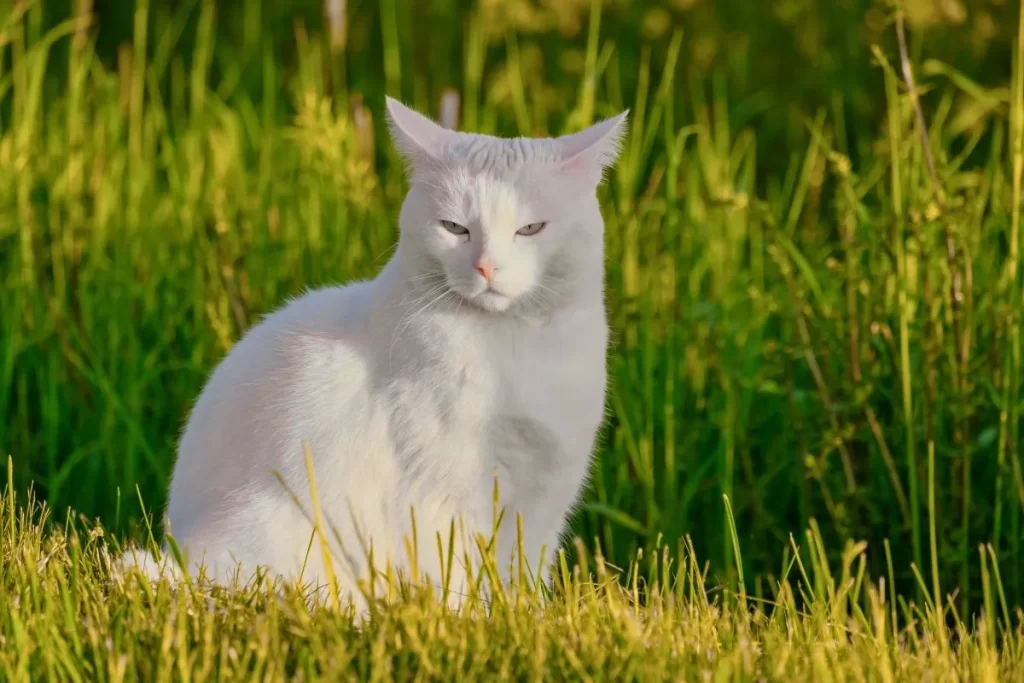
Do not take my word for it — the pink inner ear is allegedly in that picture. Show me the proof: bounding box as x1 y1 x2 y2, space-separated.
559 149 605 185
555 112 628 184
563 157 585 171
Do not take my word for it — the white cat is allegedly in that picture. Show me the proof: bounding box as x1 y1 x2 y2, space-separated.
122 98 627 608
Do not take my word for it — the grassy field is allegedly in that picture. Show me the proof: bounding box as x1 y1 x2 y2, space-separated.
4 477 1024 681
3 0 1024 677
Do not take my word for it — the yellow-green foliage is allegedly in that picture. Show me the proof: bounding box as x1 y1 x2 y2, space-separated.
3 474 1024 681
3 1 1024 675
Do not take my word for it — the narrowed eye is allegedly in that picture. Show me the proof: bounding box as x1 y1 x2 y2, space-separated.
516 221 547 236
440 220 469 235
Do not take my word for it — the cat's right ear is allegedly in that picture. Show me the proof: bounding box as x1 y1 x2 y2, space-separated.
385 96 448 173
557 111 629 188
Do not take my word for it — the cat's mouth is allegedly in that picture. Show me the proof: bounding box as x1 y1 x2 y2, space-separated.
474 289 511 312
450 283 512 312
438 273 514 313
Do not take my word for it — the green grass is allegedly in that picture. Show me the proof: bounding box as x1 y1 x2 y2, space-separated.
3 0 1024 675
4 474 1024 681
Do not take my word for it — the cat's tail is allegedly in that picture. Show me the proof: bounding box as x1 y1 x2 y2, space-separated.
111 544 185 585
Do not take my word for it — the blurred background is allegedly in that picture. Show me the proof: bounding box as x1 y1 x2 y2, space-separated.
76 0 1018 175
2 0 1024 613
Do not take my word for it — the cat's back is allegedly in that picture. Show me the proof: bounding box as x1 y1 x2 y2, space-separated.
169 280 381 509
191 279 376 411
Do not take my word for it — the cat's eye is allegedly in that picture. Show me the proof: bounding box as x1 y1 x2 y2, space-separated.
440 220 469 235
516 222 547 236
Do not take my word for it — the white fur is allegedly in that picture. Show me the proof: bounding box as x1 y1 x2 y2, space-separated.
127 98 627 607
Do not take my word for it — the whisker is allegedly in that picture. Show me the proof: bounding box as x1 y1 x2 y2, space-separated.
389 286 458 366
404 271 448 282
371 240 400 265
395 282 448 309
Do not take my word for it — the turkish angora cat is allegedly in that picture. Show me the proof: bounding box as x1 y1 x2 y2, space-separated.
122 97 627 606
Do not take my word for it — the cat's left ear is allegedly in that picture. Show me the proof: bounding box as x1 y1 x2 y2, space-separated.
557 111 629 187
385 96 450 173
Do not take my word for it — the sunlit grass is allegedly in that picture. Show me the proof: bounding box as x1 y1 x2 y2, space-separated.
3 469 1024 681
3 1 1024 674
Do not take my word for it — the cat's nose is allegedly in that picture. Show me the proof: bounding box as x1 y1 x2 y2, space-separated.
475 258 495 282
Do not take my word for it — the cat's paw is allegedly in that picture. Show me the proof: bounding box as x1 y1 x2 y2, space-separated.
111 545 183 585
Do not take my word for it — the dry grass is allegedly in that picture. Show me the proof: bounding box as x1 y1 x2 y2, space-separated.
3 474 1024 681
3 0 1024 677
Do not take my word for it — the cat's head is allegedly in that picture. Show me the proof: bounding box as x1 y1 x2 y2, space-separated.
386 97 627 314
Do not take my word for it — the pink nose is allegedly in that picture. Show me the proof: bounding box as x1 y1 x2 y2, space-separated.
475 259 495 282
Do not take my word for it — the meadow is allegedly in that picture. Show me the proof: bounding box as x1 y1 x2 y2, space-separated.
3 0 1024 678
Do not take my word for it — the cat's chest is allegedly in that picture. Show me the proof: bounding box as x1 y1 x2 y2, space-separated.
438 313 604 433
387 311 607 452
